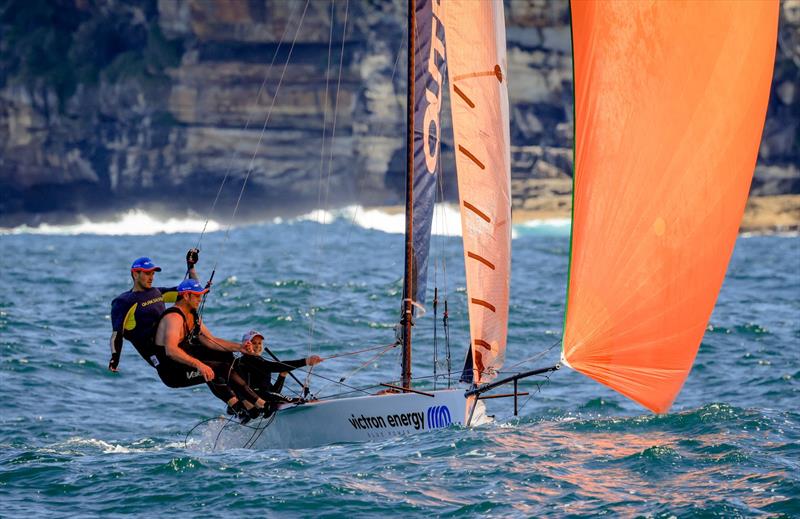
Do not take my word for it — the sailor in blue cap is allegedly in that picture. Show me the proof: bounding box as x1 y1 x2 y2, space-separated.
108 249 200 372
151 278 268 420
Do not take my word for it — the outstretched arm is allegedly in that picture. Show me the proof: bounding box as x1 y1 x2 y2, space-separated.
196 322 247 353
161 250 202 301
185 248 199 281
242 355 323 374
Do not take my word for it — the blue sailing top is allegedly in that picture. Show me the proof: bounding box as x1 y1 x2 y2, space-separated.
110 286 178 367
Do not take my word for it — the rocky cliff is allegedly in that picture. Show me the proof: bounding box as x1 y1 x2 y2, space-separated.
1 0 798 228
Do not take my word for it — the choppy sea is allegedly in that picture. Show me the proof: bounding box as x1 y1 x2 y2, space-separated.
1 207 798 517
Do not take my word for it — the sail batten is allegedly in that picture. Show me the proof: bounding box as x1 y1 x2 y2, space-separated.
444 0 511 384
564 1 779 413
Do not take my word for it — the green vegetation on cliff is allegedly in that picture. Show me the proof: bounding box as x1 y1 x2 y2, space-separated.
0 0 182 108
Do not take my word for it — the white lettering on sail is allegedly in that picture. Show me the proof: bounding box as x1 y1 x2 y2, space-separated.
423 0 445 175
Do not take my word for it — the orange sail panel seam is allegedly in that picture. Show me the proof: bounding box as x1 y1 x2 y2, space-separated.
453 70 498 82
471 298 496 313
467 252 495 270
458 145 486 169
453 85 475 108
463 201 491 223
474 339 492 350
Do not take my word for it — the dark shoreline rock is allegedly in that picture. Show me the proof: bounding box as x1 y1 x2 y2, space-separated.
1 0 798 226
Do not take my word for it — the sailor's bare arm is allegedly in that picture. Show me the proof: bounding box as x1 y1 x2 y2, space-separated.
196 322 252 353
156 313 214 381
186 248 200 281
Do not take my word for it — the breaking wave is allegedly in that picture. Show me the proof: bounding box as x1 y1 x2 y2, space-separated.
0 209 223 236
290 204 463 236
290 204 572 237
2 205 573 238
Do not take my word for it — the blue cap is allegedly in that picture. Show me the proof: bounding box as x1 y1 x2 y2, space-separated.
131 257 161 272
178 278 208 295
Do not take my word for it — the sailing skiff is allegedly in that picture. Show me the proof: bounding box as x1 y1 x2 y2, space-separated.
207 0 778 449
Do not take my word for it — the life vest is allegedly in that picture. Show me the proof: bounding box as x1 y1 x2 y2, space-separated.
150 306 201 367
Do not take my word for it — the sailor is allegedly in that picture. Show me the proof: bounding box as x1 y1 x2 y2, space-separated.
152 278 269 419
108 250 200 372
235 330 323 405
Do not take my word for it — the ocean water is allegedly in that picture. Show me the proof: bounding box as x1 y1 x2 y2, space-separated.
0 212 798 517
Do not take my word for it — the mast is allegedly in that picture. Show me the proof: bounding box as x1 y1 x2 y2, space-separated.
401 0 416 390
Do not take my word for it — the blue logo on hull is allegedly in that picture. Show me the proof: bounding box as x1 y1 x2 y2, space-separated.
427 405 452 429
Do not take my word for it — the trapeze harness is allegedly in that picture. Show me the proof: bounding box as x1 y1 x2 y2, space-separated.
152 307 259 405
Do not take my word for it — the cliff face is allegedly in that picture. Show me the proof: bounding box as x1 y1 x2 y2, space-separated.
1 0 798 226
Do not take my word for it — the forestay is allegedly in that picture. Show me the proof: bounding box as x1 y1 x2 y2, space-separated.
563 1 779 413
444 0 511 384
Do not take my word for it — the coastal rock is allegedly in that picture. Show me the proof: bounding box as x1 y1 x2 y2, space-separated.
0 0 797 230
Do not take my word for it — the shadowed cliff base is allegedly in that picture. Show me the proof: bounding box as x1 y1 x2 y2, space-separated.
0 181 396 230
1 0 797 234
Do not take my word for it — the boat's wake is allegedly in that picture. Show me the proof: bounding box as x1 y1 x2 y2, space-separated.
185 414 279 451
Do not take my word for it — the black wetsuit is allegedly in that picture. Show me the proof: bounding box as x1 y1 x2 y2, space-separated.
152 307 260 405
236 356 308 401
110 286 178 369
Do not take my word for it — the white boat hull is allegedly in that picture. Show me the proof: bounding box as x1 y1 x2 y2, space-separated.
210 389 478 450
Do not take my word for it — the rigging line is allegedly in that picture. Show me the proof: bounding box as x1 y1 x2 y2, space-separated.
303 363 314 397
285 364 373 396
214 0 311 268
214 407 277 450
305 0 338 357
313 382 389 401
311 369 461 402
320 340 400 360
315 0 337 215
194 0 302 251
361 18 406 140
184 415 224 449
243 412 278 449
302 0 349 377
320 0 349 221
432 112 451 383
213 414 240 451
501 338 561 371
242 410 279 449
435 152 449 298
512 372 554 419
309 15 408 330
312 340 398 398
390 22 409 92
194 334 303 398
241 415 265 448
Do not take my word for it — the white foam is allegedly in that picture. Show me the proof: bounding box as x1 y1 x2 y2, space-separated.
294 204 464 236
293 204 573 239
515 217 572 237
0 209 222 236
44 436 190 454
2 205 573 238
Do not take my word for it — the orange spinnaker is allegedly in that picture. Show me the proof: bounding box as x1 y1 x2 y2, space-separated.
563 1 778 413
